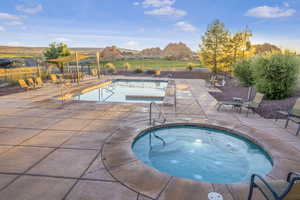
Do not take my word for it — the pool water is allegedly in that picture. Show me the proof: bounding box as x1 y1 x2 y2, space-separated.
74 80 168 103
132 125 273 184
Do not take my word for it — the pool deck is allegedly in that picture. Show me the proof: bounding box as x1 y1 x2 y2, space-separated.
0 76 299 200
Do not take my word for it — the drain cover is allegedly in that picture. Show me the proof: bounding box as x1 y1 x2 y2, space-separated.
208 192 223 200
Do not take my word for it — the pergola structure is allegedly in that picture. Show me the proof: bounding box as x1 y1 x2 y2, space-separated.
47 52 101 84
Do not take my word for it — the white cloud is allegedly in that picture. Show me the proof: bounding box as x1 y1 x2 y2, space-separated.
0 26 5 32
175 21 197 32
141 0 175 8
123 41 141 49
283 2 290 7
246 5 296 18
133 2 140 6
16 4 43 15
52 37 71 43
6 41 22 46
5 21 23 26
145 6 186 18
0 13 22 21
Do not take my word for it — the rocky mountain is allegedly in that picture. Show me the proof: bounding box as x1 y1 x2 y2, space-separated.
162 42 193 60
139 47 163 58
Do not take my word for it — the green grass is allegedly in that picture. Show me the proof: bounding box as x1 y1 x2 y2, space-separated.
105 58 203 70
0 54 35 58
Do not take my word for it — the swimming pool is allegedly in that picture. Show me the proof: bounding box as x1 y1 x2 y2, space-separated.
74 80 168 103
132 125 273 184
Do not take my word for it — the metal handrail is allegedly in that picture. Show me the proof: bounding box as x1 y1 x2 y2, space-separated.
59 82 73 104
148 102 167 149
168 79 177 111
101 87 115 102
149 102 166 126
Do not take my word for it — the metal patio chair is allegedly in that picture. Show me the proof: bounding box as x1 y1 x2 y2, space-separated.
248 172 300 200
277 98 300 136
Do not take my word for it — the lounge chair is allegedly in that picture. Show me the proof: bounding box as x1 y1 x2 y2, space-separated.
49 74 59 84
248 172 300 200
27 78 39 88
35 77 45 87
242 92 264 116
18 79 34 90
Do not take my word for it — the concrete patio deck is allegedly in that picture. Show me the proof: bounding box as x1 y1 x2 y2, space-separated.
0 77 299 200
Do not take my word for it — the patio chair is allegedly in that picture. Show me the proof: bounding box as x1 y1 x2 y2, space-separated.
276 98 300 136
248 172 300 200
35 77 45 87
18 79 34 90
206 75 218 88
91 69 98 77
242 92 264 117
216 97 243 112
49 74 71 86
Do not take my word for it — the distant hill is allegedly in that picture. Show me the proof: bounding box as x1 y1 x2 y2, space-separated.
253 43 282 55
0 46 139 57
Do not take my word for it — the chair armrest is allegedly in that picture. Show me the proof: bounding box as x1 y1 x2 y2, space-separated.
233 97 243 103
287 172 300 183
250 174 279 199
277 110 289 116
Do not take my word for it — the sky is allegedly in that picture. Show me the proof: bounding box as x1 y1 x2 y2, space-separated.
0 0 300 51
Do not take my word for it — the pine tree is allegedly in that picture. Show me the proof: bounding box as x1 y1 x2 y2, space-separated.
199 20 229 74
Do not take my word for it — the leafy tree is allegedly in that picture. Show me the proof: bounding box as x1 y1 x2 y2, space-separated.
44 42 71 73
222 30 254 73
199 20 229 74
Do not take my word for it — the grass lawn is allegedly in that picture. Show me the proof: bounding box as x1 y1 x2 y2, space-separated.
107 58 202 70
0 54 35 58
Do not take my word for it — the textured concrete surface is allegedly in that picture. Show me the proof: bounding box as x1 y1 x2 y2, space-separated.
0 77 298 200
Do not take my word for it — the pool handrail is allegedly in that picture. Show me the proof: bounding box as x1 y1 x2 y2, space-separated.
149 102 166 126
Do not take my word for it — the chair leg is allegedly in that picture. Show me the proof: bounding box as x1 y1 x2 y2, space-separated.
217 104 222 111
297 124 300 136
285 119 290 128
247 183 255 200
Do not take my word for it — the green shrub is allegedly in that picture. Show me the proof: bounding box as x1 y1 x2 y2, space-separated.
252 54 300 100
186 63 195 72
105 63 116 74
134 68 143 73
124 62 131 72
233 59 254 86
146 69 156 74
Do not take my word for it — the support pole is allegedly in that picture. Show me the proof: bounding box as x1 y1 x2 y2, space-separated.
96 52 101 79
75 51 80 85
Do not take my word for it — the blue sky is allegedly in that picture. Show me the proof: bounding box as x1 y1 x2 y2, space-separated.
0 0 300 51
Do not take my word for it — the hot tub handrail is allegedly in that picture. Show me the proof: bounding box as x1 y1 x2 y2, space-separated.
149 102 166 126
